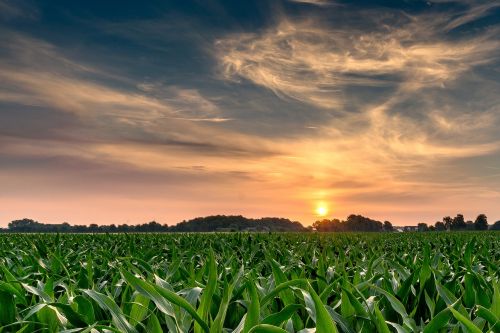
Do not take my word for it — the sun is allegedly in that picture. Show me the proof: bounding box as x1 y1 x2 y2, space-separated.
315 204 329 217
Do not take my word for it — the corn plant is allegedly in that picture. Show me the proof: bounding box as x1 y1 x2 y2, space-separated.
0 232 499 332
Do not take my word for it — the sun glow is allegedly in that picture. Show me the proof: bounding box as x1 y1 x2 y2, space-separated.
315 204 329 217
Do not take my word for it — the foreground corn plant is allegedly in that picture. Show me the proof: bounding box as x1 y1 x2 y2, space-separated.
0 232 499 332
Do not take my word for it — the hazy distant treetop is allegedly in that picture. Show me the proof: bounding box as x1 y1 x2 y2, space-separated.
2 215 305 233
491 221 500 230
474 214 488 230
169 215 304 232
2 214 496 233
434 221 446 231
313 215 385 232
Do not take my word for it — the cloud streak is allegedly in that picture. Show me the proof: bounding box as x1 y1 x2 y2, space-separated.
211 4 500 223
443 2 500 31
0 33 271 156
215 5 500 159
217 13 499 109
287 0 338 7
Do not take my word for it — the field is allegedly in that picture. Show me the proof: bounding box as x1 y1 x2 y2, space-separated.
0 232 499 333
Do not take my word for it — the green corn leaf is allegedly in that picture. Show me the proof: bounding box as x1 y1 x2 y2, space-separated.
129 293 150 326
305 283 338 333
475 305 500 333
121 270 209 333
325 306 356 333
146 313 163 333
435 282 467 316
248 324 289 333
195 250 217 333
423 308 450 333
82 289 138 333
210 267 243 333
261 279 308 307
0 291 16 326
448 307 482 333
492 282 500 318
243 281 261 333
341 287 369 318
262 304 302 326
73 295 95 325
373 302 391 333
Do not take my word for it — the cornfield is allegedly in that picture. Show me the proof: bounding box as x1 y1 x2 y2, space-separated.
0 232 499 332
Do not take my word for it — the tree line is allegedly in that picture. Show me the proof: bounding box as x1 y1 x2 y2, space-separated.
0 215 306 233
169 215 305 232
313 213 500 232
1 213 499 233
312 214 395 232
416 213 500 231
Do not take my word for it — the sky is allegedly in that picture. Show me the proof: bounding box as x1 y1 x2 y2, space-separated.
0 0 499 226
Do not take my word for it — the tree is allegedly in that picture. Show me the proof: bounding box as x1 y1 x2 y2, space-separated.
2 216 307 233
474 214 488 230
417 223 429 232
383 221 394 232
443 216 453 230
344 214 383 232
8 218 45 232
435 221 446 231
491 221 500 230
171 215 305 232
465 220 474 231
312 215 384 232
313 219 342 232
451 214 466 230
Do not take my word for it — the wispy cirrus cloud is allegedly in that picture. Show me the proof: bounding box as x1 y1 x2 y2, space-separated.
217 13 499 110
1 35 228 122
0 33 243 148
443 1 500 31
0 0 38 21
287 0 338 7
211 2 500 222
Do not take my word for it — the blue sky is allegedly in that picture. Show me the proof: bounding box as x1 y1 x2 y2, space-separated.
1 0 499 226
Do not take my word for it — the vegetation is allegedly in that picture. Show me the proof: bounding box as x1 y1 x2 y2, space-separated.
2 216 305 233
2 213 497 233
315 213 497 232
0 232 499 332
312 215 393 232
170 215 304 232
417 214 496 232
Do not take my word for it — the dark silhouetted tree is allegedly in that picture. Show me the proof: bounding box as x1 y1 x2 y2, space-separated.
3 213 494 233
474 214 488 230
383 221 394 232
417 223 429 232
8 218 42 232
170 215 304 232
443 216 453 230
465 220 474 230
313 215 384 232
435 221 446 231
451 214 466 230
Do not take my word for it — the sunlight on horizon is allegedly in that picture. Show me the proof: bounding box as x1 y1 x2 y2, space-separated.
315 203 329 217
